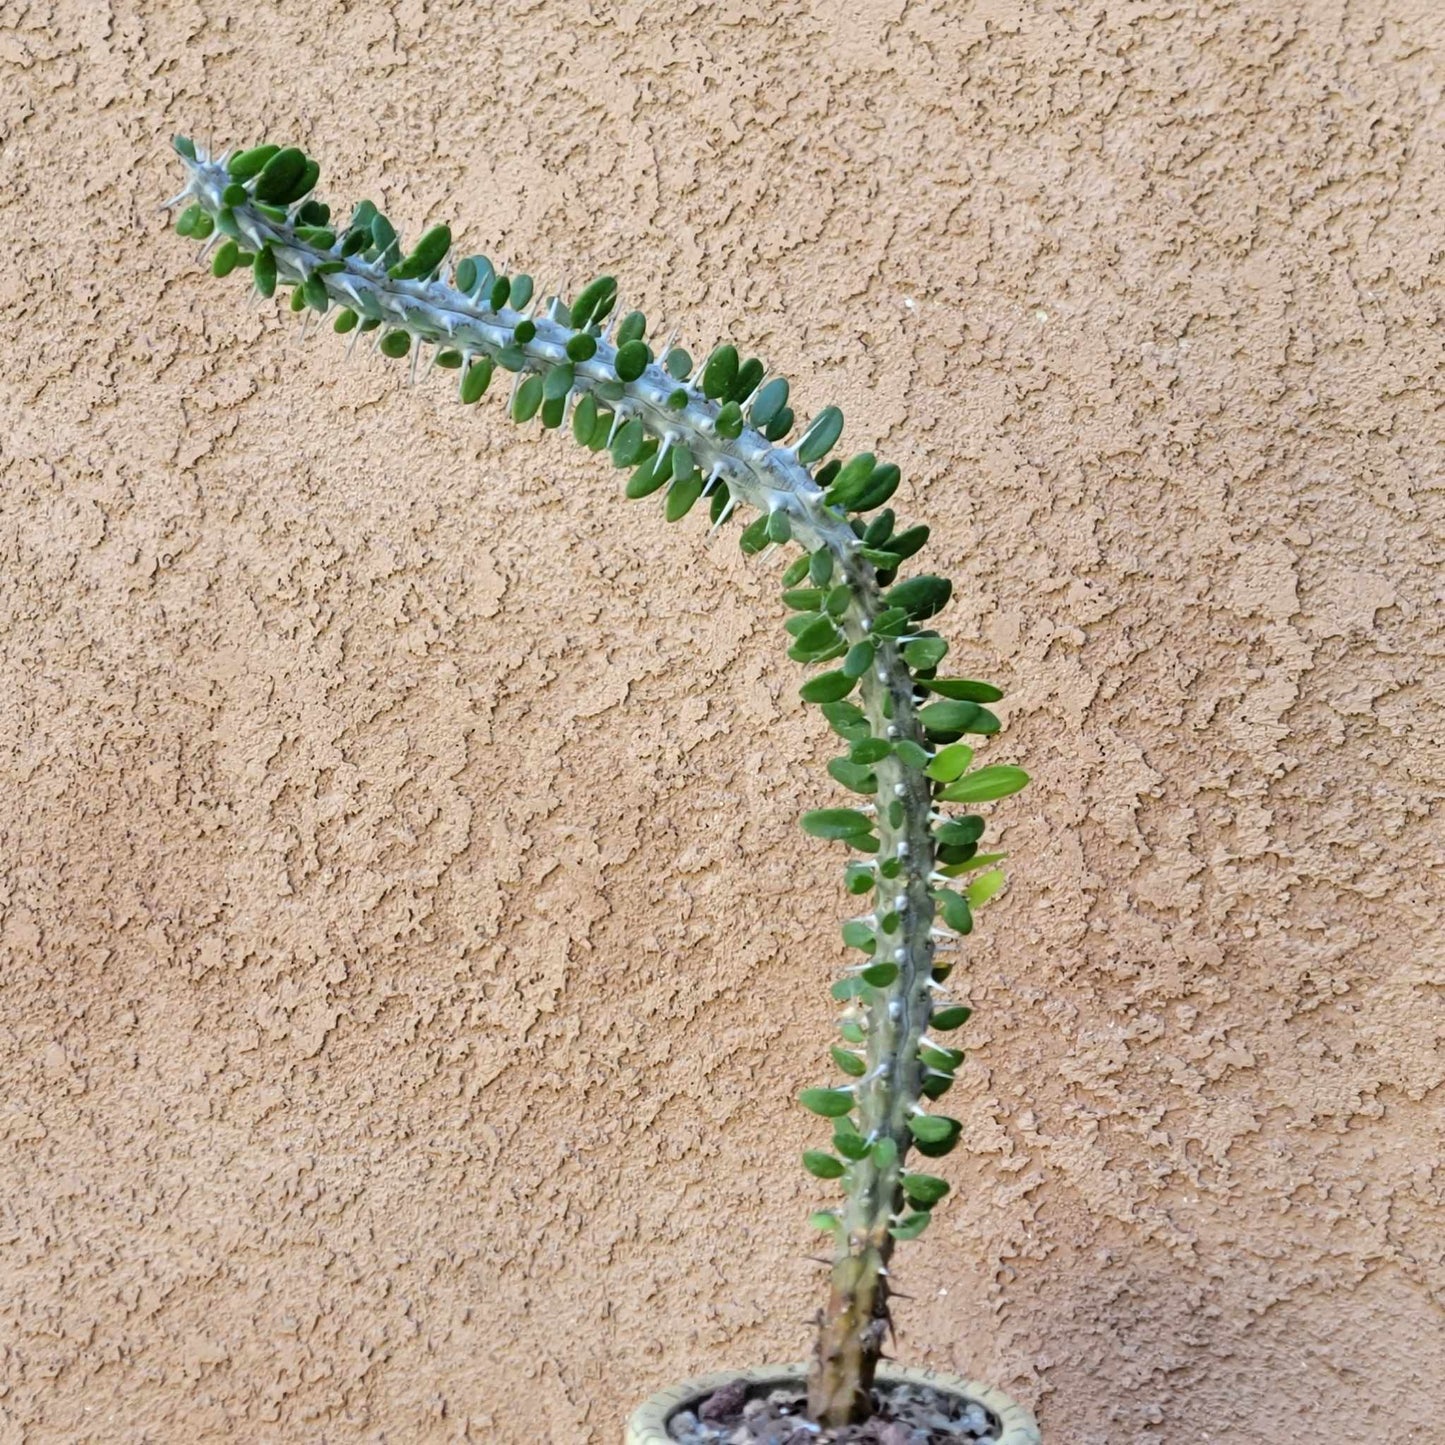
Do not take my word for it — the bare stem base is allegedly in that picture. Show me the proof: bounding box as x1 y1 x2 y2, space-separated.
807 1243 892 1426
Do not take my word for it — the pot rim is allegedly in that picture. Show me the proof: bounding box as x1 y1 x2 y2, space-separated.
625 1362 1040 1444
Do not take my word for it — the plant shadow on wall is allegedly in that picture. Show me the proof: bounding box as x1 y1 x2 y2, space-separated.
163 136 1041 1442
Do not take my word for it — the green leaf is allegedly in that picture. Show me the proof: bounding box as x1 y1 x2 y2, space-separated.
872 1136 898 1171
923 1046 966 1072
488 274 511 311
825 585 852 617
172 134 197 159
833 1129 870 1161
935 817 984 847
854 462 901 511
857 548 901 569
664 473 704 521
763 405 795 442
930 1006 972 1031
820 700 867 739
570 275 617 328
802 1149 846 1179
871 607 911 637
842 641 875 679
751 375 789 428
333 308 358 334
510 274 534 309
797 405 844 464
615 339 650 382
826 758 876 795
782 556 811 588
250 246 277 298
889 575 953 621
389 223 451 279
890 1212 932 1241
616 310 647 345
850 738 891 765
810 1209 844 1234
210 240 240 278
300 274 327 312
844 862 875 895
611 417 646 468
838 1020 866 1045
799 1088 855 1118
937 766 1030 803
840 921 875 952
254 146 307 204
766 509 792 544
460 358 494 404
543 363 575 401
715 400 744 439
728 356 765 404
861 962 898 987
941 852 1006 878
928 678 1004 703
625 456 668 499
831 977 866 1001
902 1173 950 1207
571 391 598 440
926 744 974 783
701 344 738 399
830 1046 867 1078
514 319 537 344
908 1114 961 1145
379 331 411 359
566 332 597 362
738 515 770 554
793 618 843 654
967 869 1007 907
826 451 877 507
801 808 873 841
934 888 972 934
511 373 544 422
890 525 930 562
800 671 855 704
782 588 825 611
664 347 692 379
893 740 930 771
918 700 981 734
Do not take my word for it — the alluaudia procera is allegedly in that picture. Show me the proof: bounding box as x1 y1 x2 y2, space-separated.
163 135 1030 1429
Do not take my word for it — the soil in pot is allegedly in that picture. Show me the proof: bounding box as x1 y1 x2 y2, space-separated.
667 1377 1001 1444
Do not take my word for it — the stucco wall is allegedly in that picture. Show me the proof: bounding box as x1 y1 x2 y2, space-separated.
1 2 1441 1441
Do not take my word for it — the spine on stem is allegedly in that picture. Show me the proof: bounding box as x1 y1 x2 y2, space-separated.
163 135 1029 1429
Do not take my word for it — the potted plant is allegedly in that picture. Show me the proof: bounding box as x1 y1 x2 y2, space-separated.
163 135 1041 1444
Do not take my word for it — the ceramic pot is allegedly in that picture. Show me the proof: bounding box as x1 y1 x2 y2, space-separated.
625 1362 1040 1444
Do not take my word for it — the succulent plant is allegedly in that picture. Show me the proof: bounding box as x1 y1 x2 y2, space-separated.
163 135 1030 1430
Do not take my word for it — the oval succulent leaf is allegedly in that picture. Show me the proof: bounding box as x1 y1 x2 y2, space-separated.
902 1173 950 1207
800 671 856 704
937 766 1031 803
799 1088 856 1119
797 405 844 464
800 808 873 841
802 1149 847 1179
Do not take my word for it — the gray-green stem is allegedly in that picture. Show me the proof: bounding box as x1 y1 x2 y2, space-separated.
177 149 947 1426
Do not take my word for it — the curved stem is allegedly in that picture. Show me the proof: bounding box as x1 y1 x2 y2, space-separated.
178 150 943 1428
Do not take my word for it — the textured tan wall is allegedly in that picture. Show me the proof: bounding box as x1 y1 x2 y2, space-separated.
1 2 1441 1441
